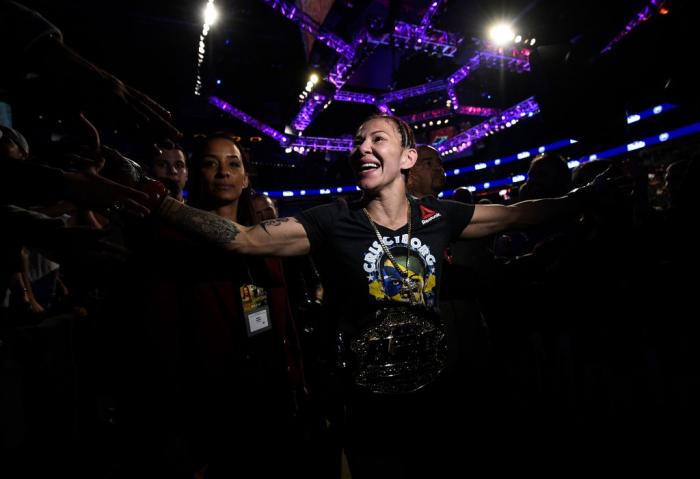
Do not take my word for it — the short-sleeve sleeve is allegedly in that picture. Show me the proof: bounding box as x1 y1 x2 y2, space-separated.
294 200 347 254
424 197 475 241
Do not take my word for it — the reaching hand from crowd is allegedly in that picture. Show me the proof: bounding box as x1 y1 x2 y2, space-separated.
570 167 635 211
25 34 181 140
62 169 151 218
99 145 146 188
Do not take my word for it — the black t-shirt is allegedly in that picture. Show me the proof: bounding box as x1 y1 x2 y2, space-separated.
296 195 474 338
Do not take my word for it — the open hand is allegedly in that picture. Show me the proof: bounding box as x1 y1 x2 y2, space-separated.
62 169 150 217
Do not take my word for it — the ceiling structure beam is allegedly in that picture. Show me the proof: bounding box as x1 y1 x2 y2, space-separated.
438 96 540 157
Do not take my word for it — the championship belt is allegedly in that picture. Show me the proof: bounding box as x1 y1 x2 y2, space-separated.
350 306 446 394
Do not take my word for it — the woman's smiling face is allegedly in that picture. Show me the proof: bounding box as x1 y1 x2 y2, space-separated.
350 117 416 193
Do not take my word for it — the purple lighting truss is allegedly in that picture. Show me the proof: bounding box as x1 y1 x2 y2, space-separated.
601 0 662 54
268 0 530 132
241 1 537 149
447 53 482 86
327 29 378 89
209 96 289 144
327 47 527 118
457 105 499 116
261 0 352 58
289 136 353 152
478 50 530 72
473 39 532 62
437 96 540 156
446 84 458 109
402 106 498 124
417 1 446 34
292 93 330 132
381 80 446 103
334 91 377 104
376 21 461 57
325 0 458 92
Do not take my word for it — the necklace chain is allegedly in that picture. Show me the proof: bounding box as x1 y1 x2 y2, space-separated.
363 198 418 303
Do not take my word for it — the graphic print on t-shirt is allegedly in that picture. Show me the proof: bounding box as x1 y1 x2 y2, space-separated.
362 233 437 306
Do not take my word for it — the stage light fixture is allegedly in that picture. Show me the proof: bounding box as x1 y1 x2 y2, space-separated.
489 23 515 46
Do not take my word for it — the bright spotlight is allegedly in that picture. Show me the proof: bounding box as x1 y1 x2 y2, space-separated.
515 35 522 43
203 2 219 26
488 23 515 46
309 73 319 84
529 38 536 46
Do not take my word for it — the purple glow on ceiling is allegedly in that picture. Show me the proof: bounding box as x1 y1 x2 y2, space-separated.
209 96 288 143
437 97 540 156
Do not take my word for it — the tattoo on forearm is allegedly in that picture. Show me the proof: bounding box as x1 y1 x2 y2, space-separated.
161 200 240 246
259 217 296 235
185 210 240 245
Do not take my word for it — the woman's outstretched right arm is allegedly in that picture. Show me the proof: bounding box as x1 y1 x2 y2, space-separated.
158 197 310 256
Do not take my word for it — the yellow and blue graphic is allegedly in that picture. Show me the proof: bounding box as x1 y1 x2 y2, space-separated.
362 234 437 307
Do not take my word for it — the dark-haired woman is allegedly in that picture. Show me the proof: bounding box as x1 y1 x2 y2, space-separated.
129 134 308 478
